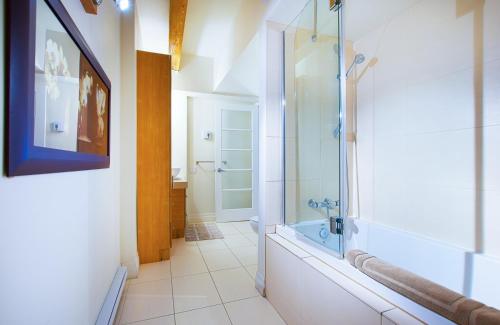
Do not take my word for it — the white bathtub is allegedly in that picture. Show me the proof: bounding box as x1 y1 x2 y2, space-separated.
276 217 500 322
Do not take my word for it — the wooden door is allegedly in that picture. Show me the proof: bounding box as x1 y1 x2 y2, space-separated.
137 51 171 263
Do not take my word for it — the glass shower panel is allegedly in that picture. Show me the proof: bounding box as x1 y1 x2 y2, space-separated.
284 0 342 254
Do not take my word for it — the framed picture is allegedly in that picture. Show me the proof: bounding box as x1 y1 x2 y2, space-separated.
6 0 111 176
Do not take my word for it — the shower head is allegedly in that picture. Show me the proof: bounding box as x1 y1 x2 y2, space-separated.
346 53 366 77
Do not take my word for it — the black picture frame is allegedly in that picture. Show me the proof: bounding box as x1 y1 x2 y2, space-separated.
6 0 111 176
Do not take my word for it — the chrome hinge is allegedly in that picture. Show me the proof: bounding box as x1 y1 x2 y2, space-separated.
330 217 344 235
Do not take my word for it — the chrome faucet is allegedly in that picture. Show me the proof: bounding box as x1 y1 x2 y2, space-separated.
321 198 338 211
308 198 342 235
308 198 339 217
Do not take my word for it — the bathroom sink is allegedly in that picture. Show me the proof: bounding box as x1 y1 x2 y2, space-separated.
172 168 181 179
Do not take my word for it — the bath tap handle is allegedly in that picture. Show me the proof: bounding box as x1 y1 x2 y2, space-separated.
308 199 319 209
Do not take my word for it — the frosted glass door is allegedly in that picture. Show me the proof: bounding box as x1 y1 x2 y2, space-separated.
215 105 258 222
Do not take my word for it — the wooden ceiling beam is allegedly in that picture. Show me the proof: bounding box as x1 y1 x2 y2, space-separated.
169 0 188 71
80 0 98 15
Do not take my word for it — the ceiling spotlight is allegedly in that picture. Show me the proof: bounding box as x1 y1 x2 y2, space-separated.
115 0 130 11
92 0 104 5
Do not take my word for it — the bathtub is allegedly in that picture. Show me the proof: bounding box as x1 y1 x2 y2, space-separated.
274 224 454 324
277 216 500 323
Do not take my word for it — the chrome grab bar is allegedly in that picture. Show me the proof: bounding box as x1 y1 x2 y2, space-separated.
196 160 227 165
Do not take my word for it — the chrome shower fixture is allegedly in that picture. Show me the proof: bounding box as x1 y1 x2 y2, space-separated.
308 199 320 209
312 0 318 42
346 53 366 77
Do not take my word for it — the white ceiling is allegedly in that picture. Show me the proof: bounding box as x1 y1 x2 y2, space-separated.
180 0 269 95
183 0 268 58
215 33 260 96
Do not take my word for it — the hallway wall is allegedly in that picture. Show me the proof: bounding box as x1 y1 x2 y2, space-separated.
0 1 122 324
120 7 139 278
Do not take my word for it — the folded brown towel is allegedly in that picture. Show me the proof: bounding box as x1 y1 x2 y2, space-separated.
346 250 500 325
346 249 368 267
470 307 500 325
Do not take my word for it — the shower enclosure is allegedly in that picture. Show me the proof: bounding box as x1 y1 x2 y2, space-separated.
283 0 345 256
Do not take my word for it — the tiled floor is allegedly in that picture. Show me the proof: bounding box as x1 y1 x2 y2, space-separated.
115 221 285 325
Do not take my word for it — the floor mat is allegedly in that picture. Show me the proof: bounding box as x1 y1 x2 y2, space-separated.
185 222 224 241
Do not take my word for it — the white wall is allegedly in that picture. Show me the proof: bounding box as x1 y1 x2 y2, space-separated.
215 34 261 97
0 1 122 324
350 0 500 257
135 0 169 54
256 20 286 295
172 54 214 93
172 91 188 180
120 7 139 278
186 97 217 222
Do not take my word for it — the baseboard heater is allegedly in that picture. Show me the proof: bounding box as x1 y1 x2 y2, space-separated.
95 266 128 325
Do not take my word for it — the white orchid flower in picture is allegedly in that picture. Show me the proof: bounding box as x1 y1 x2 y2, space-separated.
79 72 93 109
44 38 71 100
78 72 93 141
96 84 107 138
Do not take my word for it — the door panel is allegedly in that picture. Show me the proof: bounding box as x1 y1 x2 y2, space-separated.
215 104 258 222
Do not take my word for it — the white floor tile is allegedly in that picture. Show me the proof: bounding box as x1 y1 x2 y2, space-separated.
171 239 201 257
113 290 127 325
128 315 175 325
173 238 197 246
197 239 228 252
216 223 240 235
128 261 171 285
223 234 254 248
245 265 258 280
211 267 259 303
202 248 242 271
171 253 208 277
243 232 259 244
232 221 255 234
172 273 221 313
120 280 174 324
230 246 258 266
175 305 231 325
225 296 286 325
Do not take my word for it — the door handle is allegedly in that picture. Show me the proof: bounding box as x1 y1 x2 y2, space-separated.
216 168 225 173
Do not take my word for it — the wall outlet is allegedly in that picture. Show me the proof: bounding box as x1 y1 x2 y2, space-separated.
50 122 65 133
201 130 212 140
